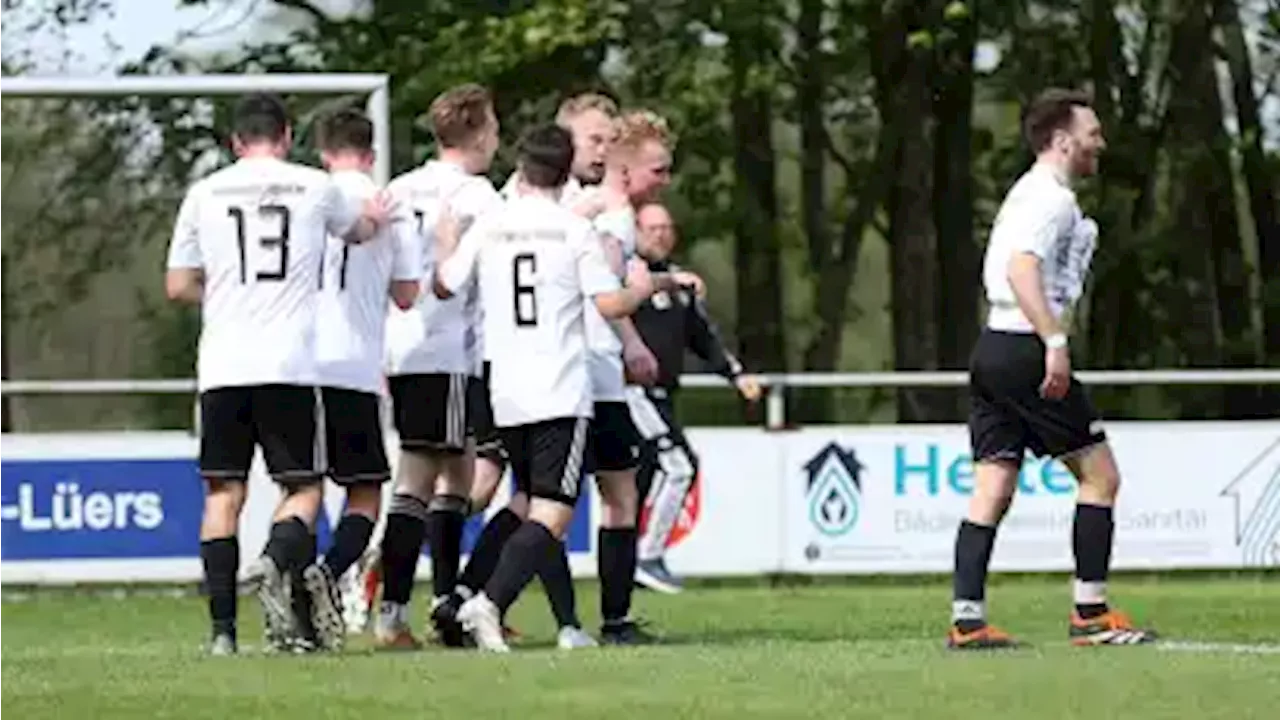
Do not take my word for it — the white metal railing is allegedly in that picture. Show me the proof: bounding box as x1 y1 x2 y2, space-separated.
4 370 1279 429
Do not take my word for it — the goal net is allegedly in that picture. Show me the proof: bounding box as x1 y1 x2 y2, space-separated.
0 74 390 433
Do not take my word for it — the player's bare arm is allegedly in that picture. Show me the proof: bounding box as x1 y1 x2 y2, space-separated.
431 202 464 299
165 268 204 304
595 257 657 319
1007 252 1071 400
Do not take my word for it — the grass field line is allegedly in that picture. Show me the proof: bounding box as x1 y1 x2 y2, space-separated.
1155 641 1280 655
11 635 1280 662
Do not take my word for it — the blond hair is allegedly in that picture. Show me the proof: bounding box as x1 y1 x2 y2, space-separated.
428 84 493 148
614 109 675 152
555 92 619 125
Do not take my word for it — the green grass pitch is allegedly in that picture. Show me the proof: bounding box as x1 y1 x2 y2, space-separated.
4 575 1279 719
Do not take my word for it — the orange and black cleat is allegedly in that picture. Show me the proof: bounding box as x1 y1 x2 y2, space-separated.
947 623 1021 650
1069 609 1158 646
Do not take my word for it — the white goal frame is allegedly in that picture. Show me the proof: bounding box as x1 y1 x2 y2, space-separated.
0 73 392 185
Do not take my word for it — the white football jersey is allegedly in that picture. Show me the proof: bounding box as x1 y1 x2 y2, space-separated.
581 202 637 402
982 164 1088 333
167 156 362 391
438 194 619 426
384 160 500 377
314 170 423 394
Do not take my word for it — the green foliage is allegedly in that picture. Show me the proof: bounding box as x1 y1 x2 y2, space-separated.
4 0 1279 430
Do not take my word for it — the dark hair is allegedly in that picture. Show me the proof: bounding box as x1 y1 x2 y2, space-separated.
517 124 574 189
1022 88 1093 153
429 84 494 149
316 108 373 153
232 93 289 144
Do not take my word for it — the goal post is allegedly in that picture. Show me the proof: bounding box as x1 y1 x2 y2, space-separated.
0 73 393 184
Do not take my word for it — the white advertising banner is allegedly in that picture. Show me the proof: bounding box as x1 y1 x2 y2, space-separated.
775 422 1280 573
3 422 1277 583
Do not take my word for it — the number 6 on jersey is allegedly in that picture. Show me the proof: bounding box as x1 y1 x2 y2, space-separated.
513 252 537 327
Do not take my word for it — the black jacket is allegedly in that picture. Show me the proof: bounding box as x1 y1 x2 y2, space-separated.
631 259 744 390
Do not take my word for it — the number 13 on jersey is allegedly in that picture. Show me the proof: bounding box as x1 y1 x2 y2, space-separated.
228 204 291 283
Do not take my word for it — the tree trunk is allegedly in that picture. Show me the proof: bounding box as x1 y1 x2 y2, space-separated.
1218 0 1279 379
1162 1 1251 417
932 0 978 420
886 17 943 422
727 16 788 376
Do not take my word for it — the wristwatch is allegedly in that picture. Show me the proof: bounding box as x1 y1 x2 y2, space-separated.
1044 332 1068 349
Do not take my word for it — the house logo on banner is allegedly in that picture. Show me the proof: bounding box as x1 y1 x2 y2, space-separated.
803 443 864 543
1219 437 1280 567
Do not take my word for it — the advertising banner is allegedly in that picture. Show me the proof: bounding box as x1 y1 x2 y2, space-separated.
780 422 1280 574
3 422 1276 583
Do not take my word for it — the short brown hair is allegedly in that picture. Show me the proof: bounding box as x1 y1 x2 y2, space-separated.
614 109 675 152
315 108 373 153
517 124 574 189
555 92 618 125
428 84 493 148
1022 88 1093 153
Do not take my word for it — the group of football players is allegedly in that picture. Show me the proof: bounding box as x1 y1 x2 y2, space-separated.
167 84 753 655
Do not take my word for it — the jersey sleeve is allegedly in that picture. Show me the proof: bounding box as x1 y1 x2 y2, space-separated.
166 188 203 270
686 295 744 379
319 176 364 238
391 205 425 281
1007 190 1076 259
594 208 638 261
438 217 486 294
575 226 622 297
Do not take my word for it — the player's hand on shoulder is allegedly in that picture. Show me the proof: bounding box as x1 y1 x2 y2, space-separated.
362 189 397 229
435 202 465 256
625 257 656 297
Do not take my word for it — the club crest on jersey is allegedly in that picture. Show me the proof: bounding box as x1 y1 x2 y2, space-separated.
651 291 672 310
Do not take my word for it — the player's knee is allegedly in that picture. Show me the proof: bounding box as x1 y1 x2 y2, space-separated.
345 483 382 518
969 459 1019 525
527 497 575 539
469 482 499 516
505 492 530 519
597 471 639 522
394 449 437 491
201 478 245 536
435 458 472 497
1068 443 1121 504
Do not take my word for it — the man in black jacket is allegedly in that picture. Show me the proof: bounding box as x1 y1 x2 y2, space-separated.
628 203 762 594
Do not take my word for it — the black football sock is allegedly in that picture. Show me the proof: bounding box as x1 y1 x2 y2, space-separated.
262 516 309 573
323 514 375 578
1072 504 1114 619
379 494 429 605
599 527 638 624
458 507 523 594
200 537 239 639
952 520 998 632
290 531 319 641
424 494 467 598
484 521 559 612
538 542 580 628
